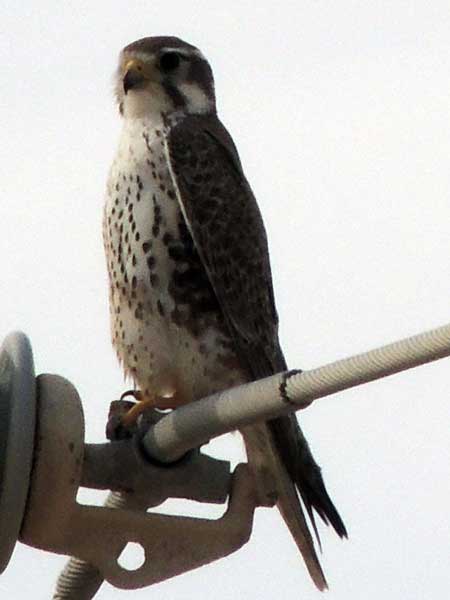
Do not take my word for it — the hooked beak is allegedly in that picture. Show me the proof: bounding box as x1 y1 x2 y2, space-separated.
123 59 147 94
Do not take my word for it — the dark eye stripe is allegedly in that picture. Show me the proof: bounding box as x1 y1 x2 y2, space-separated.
163 82 186 109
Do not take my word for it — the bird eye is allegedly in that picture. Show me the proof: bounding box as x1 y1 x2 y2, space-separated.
159 52 181 72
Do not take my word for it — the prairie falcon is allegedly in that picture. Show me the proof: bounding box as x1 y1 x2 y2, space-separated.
103 36 347 589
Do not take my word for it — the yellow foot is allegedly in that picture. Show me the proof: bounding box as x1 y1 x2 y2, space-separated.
120 390 187 427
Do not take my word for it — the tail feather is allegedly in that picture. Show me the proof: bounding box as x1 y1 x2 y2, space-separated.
242 416 346 590
269 414 348 539
274 448 328 590
242 422 328 590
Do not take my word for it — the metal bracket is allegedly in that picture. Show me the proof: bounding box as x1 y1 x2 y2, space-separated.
0 333 258 590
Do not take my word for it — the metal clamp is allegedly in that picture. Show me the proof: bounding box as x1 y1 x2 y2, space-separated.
0 333 258 590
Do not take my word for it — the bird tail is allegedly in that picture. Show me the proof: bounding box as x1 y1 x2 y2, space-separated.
242 416 347 590
269 414 348 540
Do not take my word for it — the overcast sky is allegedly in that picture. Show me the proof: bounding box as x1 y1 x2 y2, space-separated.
1 2 449 598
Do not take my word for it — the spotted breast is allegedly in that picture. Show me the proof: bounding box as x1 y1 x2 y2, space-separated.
103 115 247 404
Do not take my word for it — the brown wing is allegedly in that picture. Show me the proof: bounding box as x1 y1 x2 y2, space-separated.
166 114 286 380
166 115 347 547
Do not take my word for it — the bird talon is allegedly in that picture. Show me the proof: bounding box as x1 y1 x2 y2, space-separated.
118 392 186 428
120 397 154 427
120 389 143 402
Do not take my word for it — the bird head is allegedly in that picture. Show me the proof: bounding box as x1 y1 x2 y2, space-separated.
115 36 216 120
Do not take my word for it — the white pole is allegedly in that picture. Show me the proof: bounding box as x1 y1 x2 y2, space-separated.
143 322 450 462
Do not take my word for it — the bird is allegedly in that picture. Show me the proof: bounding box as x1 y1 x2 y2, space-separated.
103 36 347 590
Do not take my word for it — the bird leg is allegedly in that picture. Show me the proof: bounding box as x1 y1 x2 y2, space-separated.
120 389 188 427
116 391 154 428
106 389 190 440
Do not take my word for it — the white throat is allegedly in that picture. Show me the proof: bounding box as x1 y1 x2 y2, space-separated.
121 83 172 121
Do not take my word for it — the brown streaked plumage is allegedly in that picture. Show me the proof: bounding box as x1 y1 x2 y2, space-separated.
103 36 346 590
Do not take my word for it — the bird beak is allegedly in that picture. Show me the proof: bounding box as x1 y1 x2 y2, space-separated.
123 59 148 94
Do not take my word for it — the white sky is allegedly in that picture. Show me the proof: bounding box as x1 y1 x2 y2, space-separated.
1 1 449 598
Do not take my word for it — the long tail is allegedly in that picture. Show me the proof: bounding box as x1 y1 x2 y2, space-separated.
243 416 347 590
270 414 347 539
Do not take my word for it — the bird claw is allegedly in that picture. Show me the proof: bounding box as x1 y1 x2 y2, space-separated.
106 396 168 441
120 389 143 402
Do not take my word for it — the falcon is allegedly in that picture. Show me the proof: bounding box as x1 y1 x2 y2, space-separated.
103 36 347 589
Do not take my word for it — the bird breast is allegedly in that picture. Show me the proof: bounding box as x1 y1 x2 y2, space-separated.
103 118 246 402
